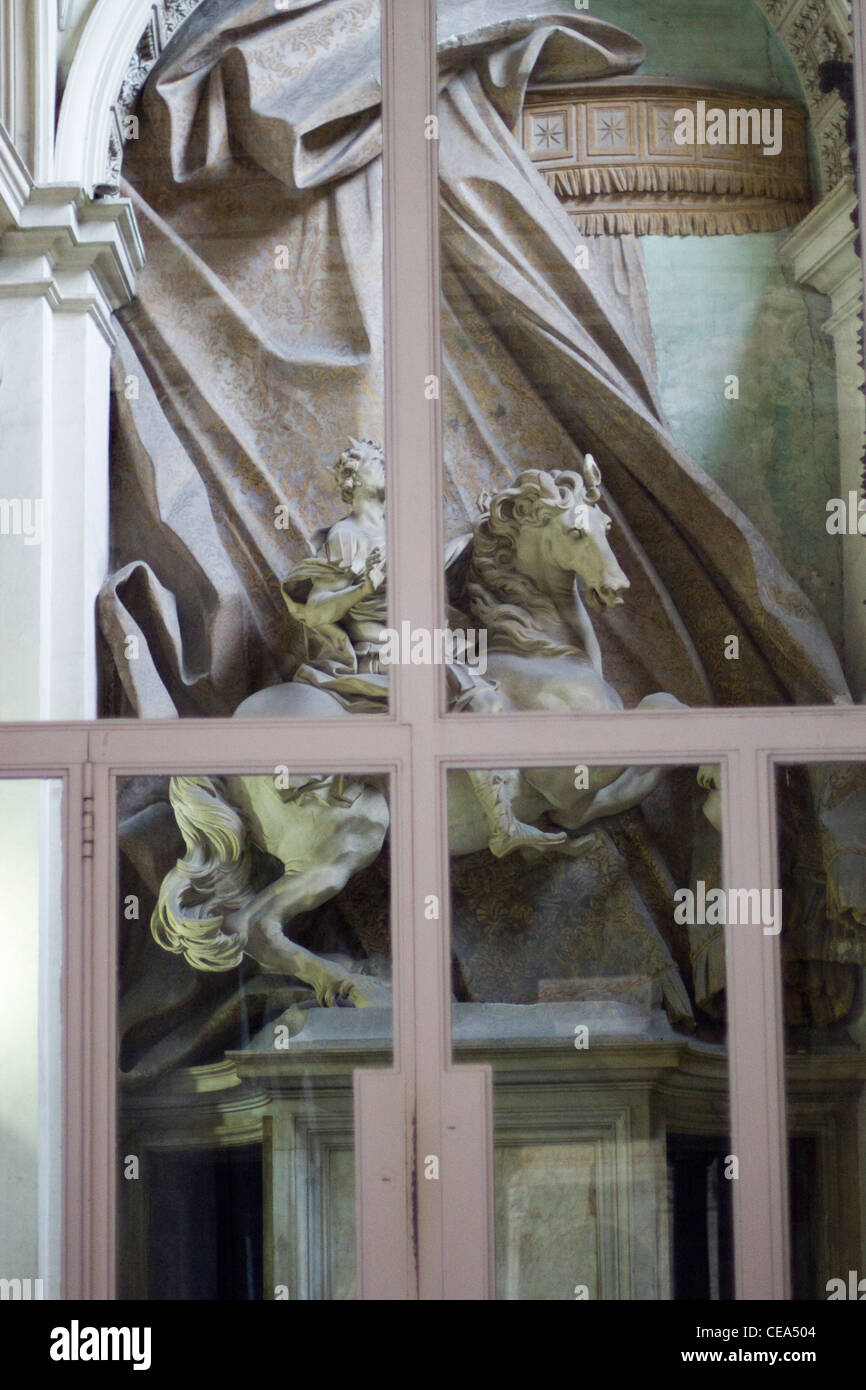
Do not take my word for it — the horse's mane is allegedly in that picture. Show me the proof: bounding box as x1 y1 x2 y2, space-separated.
466 540 582 658
462 469 592 660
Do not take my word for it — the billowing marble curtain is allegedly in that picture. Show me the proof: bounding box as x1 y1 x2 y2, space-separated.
101 0 849 717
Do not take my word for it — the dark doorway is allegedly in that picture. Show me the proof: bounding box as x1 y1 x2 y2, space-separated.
145 1144 263 1300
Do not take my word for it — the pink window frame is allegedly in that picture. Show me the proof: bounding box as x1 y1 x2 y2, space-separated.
0 0 865 1303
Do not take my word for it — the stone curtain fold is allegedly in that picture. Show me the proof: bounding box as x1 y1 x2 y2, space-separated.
100 0 848 722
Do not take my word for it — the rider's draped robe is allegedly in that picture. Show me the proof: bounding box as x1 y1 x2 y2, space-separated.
104 0 866 1075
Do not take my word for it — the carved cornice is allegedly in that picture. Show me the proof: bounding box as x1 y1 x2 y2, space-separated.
782 174 862 332
523 81 812 236
0 186 145 345
754 0 853 196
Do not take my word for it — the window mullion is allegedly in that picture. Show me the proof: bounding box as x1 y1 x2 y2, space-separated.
382 0 446 1298
723 742 791 1299
378 0 497 1300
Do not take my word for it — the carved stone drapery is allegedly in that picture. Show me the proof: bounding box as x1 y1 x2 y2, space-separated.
106 0 205 185
105 1 853 205
523 80 812 237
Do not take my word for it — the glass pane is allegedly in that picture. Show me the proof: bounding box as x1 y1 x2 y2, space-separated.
448 760 732 1300
438 0 864 714
117 769 392 1299
0 778 63 1300
96 2 387 719
776 761 866 1301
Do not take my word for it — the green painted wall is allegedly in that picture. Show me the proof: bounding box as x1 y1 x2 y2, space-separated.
642 233 841 642
589 0 802 96
587 0 843 648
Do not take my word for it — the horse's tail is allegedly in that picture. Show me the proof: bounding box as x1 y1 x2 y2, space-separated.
151 776 256 972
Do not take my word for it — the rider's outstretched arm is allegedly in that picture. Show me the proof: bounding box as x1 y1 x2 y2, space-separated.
285 572 373 630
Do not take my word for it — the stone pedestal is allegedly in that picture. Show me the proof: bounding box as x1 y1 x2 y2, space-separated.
117 1000 866 1298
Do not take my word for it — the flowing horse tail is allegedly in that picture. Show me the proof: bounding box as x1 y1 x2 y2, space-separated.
151 776 256 971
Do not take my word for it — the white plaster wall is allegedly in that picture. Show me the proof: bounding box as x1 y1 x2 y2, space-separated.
45 313 111 719
0 295 51 721
59 0 102 85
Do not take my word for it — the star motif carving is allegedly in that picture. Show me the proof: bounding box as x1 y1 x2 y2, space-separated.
655 110 678 148
532 115 567 152
595 111 629 146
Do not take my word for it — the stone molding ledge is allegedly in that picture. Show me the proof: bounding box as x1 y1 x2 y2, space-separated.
782 175 863 334
0 184 144 344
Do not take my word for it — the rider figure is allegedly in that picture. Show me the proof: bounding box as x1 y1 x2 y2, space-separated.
281 438 566 857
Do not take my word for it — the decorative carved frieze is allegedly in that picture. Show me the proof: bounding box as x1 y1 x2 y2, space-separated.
819 104 852 192
523 81 812 236
754 0 853 196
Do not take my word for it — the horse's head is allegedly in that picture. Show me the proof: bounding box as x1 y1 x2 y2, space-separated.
482 459 629 611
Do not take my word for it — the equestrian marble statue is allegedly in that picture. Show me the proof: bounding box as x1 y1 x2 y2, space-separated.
152 442 713 1013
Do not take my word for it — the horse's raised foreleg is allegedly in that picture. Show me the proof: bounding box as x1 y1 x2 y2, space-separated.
549 764 669 830
227 869 391 1007
543 693 688 830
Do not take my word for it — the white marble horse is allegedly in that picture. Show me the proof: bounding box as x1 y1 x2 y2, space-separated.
153 462 707 1010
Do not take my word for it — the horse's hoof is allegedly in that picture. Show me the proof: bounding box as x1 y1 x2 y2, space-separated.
522 829 600 860
659 967 695 1030
557 830 601 858
489 826 569 859
345 979 392 1008
322 974 392 1008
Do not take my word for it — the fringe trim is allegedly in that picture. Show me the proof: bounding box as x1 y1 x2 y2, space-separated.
569 202 810 237
544 164 810 204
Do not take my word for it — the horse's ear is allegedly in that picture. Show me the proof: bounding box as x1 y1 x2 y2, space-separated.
581 453 602 503
490 490 519 536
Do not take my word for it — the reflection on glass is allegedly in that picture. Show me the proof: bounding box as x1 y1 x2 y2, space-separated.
777 762 866 1300
449 761 732 1300
439 0 861 710
0 779 63 1299
99 2 386 719
117 771 391 1300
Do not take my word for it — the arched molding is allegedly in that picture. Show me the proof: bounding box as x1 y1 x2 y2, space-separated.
756 0 854 195
55 0 203 192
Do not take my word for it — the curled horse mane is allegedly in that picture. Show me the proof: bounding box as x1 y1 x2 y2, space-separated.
464 467 593 659
152 775 257 972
